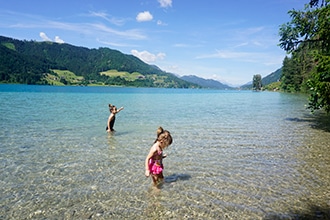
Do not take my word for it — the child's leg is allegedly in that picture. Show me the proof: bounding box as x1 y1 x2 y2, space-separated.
151 175 158 185
152 174 164 186
158 173 164 183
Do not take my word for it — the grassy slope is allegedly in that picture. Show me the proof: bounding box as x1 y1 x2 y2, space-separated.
46 69 84 85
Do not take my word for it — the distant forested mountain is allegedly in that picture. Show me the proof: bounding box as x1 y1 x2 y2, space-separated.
262 68 282 85
240 68 282 89
181 75 233 89
0 35 199 88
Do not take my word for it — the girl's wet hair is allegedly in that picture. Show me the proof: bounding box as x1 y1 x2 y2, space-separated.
156 127 164 137
155 126 173 147
109 103 116 112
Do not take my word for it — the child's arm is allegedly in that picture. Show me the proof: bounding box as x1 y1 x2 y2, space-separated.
116 107 124 113
145 144 156 177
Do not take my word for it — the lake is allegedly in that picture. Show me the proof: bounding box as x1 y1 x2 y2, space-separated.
0 84 329 219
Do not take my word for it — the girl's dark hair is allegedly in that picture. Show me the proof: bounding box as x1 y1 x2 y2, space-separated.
109 104 116 112
155 126 172 147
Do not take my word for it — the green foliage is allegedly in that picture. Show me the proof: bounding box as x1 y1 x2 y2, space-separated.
45 69 84 85
279 0 330 113
2 42 15 50
0 36 199 88
263 81 281 91
0 42 52 84
307 54 330 112
280 56 303 92
100 70 143 81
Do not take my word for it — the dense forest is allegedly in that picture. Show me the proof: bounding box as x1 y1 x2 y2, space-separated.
0 36 199 88
279 0 330 113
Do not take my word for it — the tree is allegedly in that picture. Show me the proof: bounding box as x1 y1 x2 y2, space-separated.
279 0 330 113
280 47 314 93
281 56 301 92
252 74 262 91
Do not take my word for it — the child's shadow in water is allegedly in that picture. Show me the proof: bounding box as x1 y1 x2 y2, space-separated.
165 173 191 183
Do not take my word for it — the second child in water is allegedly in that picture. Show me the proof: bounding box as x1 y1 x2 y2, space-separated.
106 104 124 132
145 127 173 186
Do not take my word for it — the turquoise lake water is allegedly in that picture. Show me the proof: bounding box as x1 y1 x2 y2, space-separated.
0 84 329 219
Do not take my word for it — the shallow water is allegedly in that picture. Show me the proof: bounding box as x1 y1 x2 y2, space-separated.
0 85 329 219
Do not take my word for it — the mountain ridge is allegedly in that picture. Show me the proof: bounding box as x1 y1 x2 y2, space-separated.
0 35 199 88
181 75 233 89
0 35 282 89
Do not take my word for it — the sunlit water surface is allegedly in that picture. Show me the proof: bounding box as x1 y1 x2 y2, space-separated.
0 85 329 219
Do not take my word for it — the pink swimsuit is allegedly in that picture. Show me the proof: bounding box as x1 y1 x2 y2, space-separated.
148 150 163 175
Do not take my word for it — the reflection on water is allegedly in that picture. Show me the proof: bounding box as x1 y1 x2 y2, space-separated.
0 85 329 219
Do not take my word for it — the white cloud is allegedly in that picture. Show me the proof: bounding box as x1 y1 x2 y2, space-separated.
90 23 146 40
196 50 249 59
54 36 64 43
88 11 126 26
158 0 172 8
97 39 138 48
136 11 153 22
39 32 51 41
233 42 249 48
40 32 64 43
196 49 284 67
131 49 165 63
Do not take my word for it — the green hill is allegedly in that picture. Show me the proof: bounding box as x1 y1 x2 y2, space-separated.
241 68 282 89
0 36 199 88
181 75 233 89
262 68 282 85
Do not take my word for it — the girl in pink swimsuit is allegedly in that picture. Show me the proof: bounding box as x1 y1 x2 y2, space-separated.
145 127 173 186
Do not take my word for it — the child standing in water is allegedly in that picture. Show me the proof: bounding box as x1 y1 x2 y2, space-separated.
106 104 124 132
145 127 173 186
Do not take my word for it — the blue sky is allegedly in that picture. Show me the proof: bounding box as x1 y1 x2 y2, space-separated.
0 0 305 85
